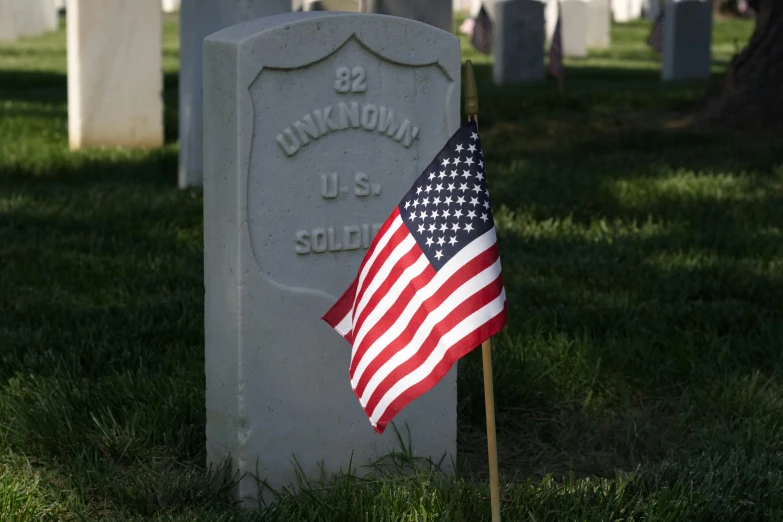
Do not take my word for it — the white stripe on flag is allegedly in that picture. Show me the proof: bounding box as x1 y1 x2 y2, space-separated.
335 311 352 336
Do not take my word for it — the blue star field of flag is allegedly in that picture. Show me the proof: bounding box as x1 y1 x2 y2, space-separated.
398 122 495 271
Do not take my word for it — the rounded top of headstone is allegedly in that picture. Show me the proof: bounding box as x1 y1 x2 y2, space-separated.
205 11 460 83
206 11 459 48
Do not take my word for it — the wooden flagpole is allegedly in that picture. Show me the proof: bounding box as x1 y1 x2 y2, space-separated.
464 60 501 522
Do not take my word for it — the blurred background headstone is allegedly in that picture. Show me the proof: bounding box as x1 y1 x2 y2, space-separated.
67 0 163 149
178 0 290 188
662 0 712 81
561 0 588 57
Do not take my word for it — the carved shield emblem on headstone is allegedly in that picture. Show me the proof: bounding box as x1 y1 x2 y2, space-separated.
246 35 454 297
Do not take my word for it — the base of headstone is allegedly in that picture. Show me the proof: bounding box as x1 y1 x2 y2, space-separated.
493 0 545 84
662 0 712 81
561 0 589 58
67 0 163 149
203 11 460 505
177 0 290 189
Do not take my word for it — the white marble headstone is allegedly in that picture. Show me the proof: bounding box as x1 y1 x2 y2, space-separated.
544 0 559 45
561 0 589 57
662 0 712 81
0 0 17 41
586 0 610 49
43 0 58 32
611 0 629 22
632 0 644 18
365 0 453 32
13 0 49 37
162 0 181 13
493 0 545 84
611 0 643 21
178 0 290 189
67 0 163 149
203 11 460 505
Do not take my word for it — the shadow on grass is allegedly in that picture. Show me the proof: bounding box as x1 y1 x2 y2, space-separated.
445 66 783 482
0 55 781 518
0 69 181 144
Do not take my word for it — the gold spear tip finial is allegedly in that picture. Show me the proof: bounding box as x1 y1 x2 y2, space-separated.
464 60 479 120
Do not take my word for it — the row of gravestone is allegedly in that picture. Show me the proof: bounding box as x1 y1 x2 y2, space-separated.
0 0 59 42
471 0 712 87
0 0 189 40
456 0 663 24
473 0 611 55
19 0 712 186
56 0 452 187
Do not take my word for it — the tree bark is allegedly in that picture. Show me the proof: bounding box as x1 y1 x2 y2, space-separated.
700 0 783 136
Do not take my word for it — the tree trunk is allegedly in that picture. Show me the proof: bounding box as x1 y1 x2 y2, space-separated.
700 0 783 136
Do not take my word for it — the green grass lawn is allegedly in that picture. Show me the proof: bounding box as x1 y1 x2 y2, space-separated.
2 12 782 521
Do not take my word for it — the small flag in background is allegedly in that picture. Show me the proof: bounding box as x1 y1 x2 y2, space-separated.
322 121 508 434
547 10 564 79
647 10 665 53
469 5 493 55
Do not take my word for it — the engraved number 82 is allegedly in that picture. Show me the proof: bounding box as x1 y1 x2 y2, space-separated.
334 66 367 93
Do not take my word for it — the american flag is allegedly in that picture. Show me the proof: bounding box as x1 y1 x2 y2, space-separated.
322 122 508 434
548 10 564 79
470 5 493 55
647 9 665 53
